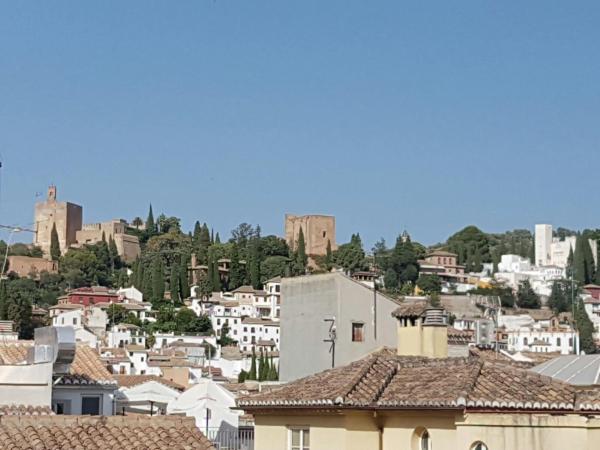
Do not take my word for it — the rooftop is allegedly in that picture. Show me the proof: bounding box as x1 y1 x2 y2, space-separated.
0 415 214 450
0 342 115 386
532 355 600 386
114 374 185 391
239 350 600 412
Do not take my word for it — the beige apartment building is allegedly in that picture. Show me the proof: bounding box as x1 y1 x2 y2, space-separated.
240 304 600 450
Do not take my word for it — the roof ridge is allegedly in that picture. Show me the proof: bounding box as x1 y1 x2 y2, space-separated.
339 355 380 403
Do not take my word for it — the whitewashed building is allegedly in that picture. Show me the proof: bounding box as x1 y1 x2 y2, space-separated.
239 318 280 353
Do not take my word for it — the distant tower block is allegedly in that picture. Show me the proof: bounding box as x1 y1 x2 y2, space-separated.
34 186 82 258
534 224 552 267
285 214 337 257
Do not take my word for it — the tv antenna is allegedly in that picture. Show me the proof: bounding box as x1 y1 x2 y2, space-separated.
323 317 337 368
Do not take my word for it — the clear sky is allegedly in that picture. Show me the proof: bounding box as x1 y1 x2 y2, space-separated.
1 1 599 248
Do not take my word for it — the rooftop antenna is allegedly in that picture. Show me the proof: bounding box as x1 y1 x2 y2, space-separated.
323 317 336 368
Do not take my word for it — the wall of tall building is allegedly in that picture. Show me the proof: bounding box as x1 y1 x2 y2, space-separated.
279 272 398 382
534 224 552 266
285 214 337 256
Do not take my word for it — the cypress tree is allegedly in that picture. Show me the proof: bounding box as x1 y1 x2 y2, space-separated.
325 239 333 271
258 349 267 381
197 224 211 265
268 355 278 381
192 221 201 246
108 236 119 269
295 227 307 275
50 223 61 261
146 204 156 233
574 236 589 284
142 263 153 301
595 246 600 285
170 263 180 304
583 237 595 284
210 229 214 245
249 348 257 380
151 257 165 303
101 231 106 242
0 282 8 321
229 244 243 290
215 232 221 244
179 256 190 299
212 259 221 292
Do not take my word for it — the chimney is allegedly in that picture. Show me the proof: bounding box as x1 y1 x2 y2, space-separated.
393 302 448 358
27 326 76 374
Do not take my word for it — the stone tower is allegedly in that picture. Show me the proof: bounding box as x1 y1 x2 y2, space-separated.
285 214 337 257
34 186 83 258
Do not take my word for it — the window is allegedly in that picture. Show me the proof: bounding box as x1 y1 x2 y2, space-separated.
556 337 561 346
471 442 488 450
420 430 430 450
289 427 309 450
322 231 326 238
523 337 528 346
52 401 69 415
352 322 364 342
81 396 101 415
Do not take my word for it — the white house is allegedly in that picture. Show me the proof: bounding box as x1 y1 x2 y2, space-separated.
114 375 183 415
506 328 578 354
167 378 242 431
239 318 280 353
126 345 149 375
152 332 217 351
117 286 144 303
106 323 146 348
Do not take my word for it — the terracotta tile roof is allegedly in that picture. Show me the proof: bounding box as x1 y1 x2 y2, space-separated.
0 342 115 385
114 375 185 391
391 301 429 318
0 415 214 449
125 345 147 352
447 327 473 346
233 285 255 294
0 405 54 416
239 350 600 412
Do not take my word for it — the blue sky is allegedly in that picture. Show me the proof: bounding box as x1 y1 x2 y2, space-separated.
1 1 599 248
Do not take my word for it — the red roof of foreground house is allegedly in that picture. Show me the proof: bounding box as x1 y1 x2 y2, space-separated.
238 350 600 412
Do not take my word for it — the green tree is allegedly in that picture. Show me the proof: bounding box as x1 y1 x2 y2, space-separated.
268 354 278 381
516 279 541 309
50 223 61 261
106 304 129 326
260 256 289 283
417 274 442 295
547 280 570 313
574 236 592 284
247 237 261 289
151 257 165 304
196 224 211 265
258 349 268 381
333 234 366 274
170 263 180 304
389 233 419 285
238 370 248 383
383 268 398 290
146 204 156 234
0 282 8 320
175 308 212 334
179 256 190 299
218 322 237 346
575 298 596 354
108 236 121 270
325 240 333 271
293 227 308 275
228 243 244 290
248 348 257 380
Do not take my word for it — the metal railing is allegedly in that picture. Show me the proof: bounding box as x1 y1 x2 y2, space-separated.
206 427 254 450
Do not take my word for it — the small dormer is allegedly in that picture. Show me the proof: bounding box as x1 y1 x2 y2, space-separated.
392 302 448 358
